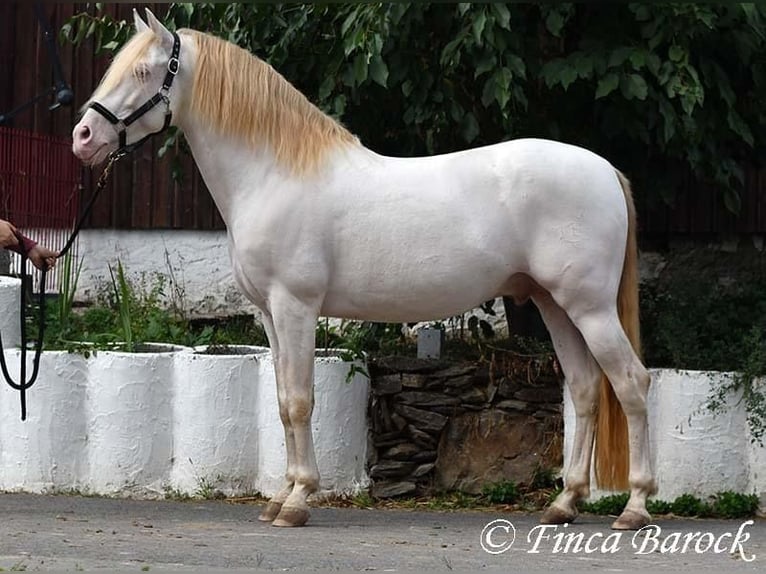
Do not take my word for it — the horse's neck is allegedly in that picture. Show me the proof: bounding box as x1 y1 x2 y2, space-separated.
179 120 288 226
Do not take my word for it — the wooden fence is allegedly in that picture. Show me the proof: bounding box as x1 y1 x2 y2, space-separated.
0 2 764 237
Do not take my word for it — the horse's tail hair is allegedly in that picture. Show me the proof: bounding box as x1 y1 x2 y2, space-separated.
594 170 640 491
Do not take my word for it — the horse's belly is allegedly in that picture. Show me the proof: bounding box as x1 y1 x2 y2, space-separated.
320 262 512 322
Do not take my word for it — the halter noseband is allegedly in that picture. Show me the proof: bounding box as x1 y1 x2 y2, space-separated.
89 31 181 159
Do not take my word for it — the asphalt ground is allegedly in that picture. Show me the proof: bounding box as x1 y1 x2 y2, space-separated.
0 493 763 573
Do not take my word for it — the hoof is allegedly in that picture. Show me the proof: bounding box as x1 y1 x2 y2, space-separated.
540 505 577 524
611 509 651 530
272 506 310 527
258 501 283 522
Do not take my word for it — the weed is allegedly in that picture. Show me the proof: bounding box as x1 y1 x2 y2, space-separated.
529 466 558 490
351 491 374 509
163 486 191 501
581 491 759 519
194 474 226 500
578 493 629 515
670 493 709 517
482 480 520 505
709 491 760 518
647 499 672 515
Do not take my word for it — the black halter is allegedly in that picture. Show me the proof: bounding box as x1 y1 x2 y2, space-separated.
89 31 181 158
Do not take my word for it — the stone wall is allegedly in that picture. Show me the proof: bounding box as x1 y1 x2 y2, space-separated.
367 352 564 498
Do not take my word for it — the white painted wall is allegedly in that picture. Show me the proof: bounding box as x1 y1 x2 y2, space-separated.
0 276 21 348
563 369 766 502
74 229 256 317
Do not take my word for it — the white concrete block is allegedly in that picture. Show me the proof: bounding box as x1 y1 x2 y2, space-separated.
564 369 766 501
85 344 183 496
170 345 267 495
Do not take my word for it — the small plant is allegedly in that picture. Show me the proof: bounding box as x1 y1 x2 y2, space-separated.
670 493 709 517
108 260 134 351
56 251 83 334
646 499 672 515
351 491 374 509
193 473 226 500
482 480 520 504
709 491 760 518
578 493 629 515
529 465 558 490
163 486 191 501
580 491 759 519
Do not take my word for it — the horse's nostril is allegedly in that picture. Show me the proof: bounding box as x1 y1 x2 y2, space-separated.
77 125 91 142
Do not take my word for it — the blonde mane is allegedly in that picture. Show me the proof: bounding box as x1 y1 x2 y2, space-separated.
90 30 158 104
186 30 358 175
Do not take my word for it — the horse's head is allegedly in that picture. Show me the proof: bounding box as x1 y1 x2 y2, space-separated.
72 9 187 166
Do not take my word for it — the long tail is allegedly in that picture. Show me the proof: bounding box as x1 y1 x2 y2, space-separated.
593 170 641 491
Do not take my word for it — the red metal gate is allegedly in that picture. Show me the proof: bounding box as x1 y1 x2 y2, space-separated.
0 126 82 292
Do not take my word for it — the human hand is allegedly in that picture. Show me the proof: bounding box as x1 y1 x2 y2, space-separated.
27 245 59 270
0 219 19 248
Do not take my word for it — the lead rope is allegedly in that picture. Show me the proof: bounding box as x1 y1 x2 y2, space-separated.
0 152 123 420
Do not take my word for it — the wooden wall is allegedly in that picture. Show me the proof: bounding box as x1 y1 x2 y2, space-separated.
0 2 223 230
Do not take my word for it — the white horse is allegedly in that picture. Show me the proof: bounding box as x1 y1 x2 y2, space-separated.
72 9 655 529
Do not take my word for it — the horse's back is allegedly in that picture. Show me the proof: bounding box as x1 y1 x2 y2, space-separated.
314 138 628 321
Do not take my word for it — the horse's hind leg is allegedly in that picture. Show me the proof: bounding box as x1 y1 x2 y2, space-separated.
532 292 602 524
569 307 655 530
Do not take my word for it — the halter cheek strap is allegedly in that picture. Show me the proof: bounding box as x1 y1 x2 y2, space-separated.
89 31 181 158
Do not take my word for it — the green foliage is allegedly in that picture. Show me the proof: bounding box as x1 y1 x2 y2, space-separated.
482 480 520 504
670 493 708 517
62 3 766 211
646 498 672 515
42 265 269 351
578 492 629 515
108 260 134 350
709 491 760 519
581 492 759 518
529 465 559 490
56 252 83 333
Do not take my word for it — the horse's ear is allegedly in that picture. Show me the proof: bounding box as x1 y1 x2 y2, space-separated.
133 8 150 34
144 8 174 49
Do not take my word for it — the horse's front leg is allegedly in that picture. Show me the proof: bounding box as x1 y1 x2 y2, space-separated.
267 296 321 528
257 312 296 523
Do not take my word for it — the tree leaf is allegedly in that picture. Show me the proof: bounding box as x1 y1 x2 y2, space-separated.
475 54 497 78
595 72 619 99
318 75 335 101
491 3 511 30
353 52 368 85
723 188 741 214
560 65 578 90
669 45 685 62
460 112 480 143
472 10 487 44
370 55 388 87
626 73 648 100
545 10 565 37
